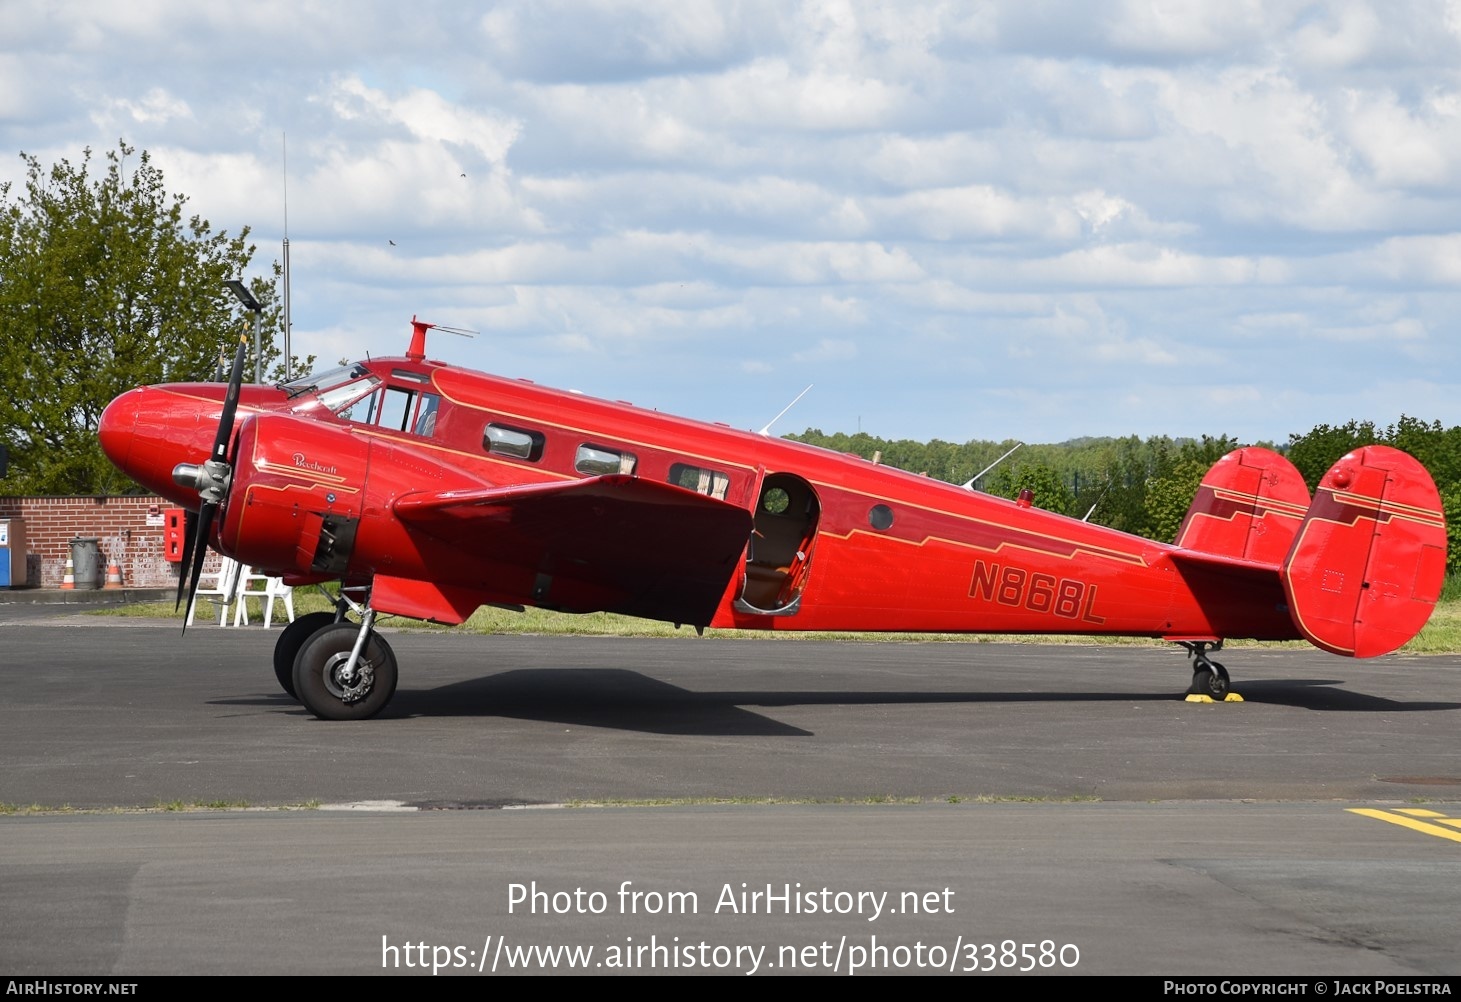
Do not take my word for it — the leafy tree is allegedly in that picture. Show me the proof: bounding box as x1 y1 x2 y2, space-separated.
1285 420 1380 490
1144 459 1210 543
0 141 291 495
1383 415 1461 487
988 461 1077 517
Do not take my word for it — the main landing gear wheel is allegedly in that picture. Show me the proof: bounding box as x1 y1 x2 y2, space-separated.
293 622 398 721
272 612 338 699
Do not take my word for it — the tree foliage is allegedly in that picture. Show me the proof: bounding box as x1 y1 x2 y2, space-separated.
987 461 1076 518
0 141 288 494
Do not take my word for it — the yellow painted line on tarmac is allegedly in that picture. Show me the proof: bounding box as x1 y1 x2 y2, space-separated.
1347 808 1461 844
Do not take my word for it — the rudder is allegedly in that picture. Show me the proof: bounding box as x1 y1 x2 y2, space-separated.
1281 445 1447 657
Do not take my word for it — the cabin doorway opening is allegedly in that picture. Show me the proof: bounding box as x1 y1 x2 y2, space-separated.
736 472 820 615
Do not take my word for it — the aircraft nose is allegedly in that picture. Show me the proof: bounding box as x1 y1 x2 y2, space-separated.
98 385 212 501
98 389 141 474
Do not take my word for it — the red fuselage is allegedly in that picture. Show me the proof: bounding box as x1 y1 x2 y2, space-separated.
98 355 1300 642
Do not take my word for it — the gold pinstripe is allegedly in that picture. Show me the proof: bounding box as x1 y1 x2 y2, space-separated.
1321 488 1445 527
816 525 1150 567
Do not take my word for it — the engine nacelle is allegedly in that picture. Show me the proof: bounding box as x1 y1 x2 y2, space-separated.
217 413 371 578
217 412 496 585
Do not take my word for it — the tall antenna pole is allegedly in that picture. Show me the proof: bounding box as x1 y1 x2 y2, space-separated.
281 132 292 381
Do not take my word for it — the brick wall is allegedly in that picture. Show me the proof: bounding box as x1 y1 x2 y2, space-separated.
0 495 187 588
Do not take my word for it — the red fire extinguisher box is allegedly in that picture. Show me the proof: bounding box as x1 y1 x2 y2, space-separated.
163 508 185 563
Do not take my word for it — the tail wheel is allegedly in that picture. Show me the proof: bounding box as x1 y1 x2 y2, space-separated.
293 622 398 720
272 611 338 698
1190 662 1230 700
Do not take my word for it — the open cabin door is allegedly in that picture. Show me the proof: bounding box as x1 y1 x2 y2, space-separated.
735 472 820 616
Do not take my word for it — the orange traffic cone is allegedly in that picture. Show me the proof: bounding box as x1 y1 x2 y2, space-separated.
61 556 75 589
104 561 123 589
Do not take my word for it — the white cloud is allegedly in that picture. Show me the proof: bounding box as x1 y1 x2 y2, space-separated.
2 0 1460 443
1289 0 1384 70
1338 88 1459 187
1105 0 1276 57
791 337 859 362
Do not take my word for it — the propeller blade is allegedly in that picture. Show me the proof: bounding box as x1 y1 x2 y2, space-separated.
211 335 249 464
181 503 217 634
179 333 247 630
174 509 198 612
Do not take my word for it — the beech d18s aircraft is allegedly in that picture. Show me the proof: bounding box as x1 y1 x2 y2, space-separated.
97 319 1447 720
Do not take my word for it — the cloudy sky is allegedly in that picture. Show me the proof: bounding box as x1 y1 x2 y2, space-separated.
5 1 1461 446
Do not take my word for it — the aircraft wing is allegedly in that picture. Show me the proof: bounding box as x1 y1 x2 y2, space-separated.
393 474 753 626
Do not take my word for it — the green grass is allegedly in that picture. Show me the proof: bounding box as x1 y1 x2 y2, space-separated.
95 580 1461 653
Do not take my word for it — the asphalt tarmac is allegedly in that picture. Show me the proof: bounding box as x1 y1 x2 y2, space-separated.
3 612 1460 976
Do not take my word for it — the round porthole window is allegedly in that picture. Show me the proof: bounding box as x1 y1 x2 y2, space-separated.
761 487 791 515
869 504 894 530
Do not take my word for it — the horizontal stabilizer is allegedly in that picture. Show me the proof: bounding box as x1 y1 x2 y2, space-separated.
1175 447 1310 567
1281 446 1447 657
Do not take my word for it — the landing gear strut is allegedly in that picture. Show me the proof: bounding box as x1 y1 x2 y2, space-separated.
1178 640 1232 700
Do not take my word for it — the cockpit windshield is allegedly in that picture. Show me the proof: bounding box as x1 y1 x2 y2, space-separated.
280 363 382 419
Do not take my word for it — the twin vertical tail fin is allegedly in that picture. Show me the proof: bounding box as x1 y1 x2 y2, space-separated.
1175 447 1311 566
1280 446 1447 657
1175 445 1448 657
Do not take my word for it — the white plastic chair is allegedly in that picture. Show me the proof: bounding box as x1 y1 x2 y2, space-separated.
185 557 243 626
233 569 296 628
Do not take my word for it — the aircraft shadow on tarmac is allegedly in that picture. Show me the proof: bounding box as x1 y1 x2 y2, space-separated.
218 668 1461 734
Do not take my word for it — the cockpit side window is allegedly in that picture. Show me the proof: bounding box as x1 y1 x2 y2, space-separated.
413 393 441 435
373 386 417 431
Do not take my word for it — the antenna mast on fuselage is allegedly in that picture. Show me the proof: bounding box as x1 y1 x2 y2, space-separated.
963 442 1023 490
758 384 813 437
282 132 291 382
407 317 477 361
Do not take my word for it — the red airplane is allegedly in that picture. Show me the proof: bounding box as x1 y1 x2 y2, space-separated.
97 319 1448 720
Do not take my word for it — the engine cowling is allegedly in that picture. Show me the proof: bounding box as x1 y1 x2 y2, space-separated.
217 413 372 579
217 412 496 587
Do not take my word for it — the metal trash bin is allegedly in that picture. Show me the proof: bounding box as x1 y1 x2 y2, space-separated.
69 536 101 590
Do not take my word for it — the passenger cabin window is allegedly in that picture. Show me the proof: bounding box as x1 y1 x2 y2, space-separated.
669 462 729 500
575 444 637 476
484 423 545 461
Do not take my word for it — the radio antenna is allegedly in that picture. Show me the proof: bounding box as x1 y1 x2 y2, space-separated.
759 384 812 437
281 132 291 381
963 442 1023 490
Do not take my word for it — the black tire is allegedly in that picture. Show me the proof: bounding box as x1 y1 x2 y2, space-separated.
292 622 398 721
272 612 338 698
1191 662 1231 700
